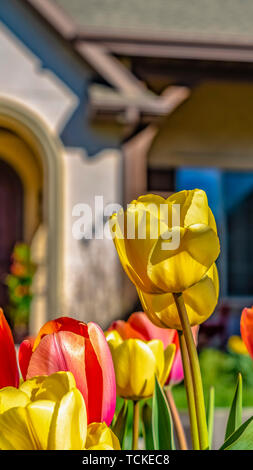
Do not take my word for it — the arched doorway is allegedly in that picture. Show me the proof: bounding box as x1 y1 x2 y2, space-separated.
0 160 23 314
0 98 64 334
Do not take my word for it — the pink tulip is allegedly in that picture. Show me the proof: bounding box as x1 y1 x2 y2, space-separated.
19 317 116 425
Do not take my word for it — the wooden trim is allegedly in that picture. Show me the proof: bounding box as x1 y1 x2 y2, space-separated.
75 41 146 95
89 86 190 121
23 0 190 119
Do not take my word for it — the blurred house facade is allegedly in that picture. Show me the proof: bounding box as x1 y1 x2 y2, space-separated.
1 0 253 334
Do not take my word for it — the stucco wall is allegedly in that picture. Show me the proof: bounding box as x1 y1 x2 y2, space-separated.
63 147 123 328
0 0 124 330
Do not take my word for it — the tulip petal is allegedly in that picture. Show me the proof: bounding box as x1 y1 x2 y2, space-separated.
159 344 176 387
129 339 156 397
26 400 56 449
0 387 29 413
166 347 184 386
86 422 120 450
128 312 176 348
139 264 219 329
33 316 88 351
110 200 168 294
0 407 36 449
241 307 253 358
166 331 184 386
112 340 131 393
108 318 147 341
19 337 34 379
0 400 55 450
88 323 116 426
105 330 123 348
180 189 209 227
0 309 19 388
111 216 157 293
148 225 220 293
88 444 115 450
48 389 87 450
20 371 76 402
147 340 165 380
26 331 88 405
19 375 47 400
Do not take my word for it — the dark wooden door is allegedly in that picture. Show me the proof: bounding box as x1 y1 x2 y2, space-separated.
0 160 23 315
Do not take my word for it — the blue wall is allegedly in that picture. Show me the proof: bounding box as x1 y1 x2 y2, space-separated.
176 167 253 301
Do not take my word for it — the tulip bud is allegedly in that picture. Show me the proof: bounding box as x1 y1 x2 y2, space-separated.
106 330 175 399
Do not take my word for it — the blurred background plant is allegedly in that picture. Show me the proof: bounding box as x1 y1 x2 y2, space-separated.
5 243 35 343
173 344 253 409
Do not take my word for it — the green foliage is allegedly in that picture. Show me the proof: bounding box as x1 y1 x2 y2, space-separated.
225 373 242 440
5 243 35 329
152 376 175 450
112 400 129 447
173 348 253 408
221 416 253 450
141 402 154 450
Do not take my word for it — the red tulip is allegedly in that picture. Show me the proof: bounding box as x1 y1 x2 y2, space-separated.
18 336 34 379
108 312 198 386
19 316 116 425
241 306 253 357
0 309 19 388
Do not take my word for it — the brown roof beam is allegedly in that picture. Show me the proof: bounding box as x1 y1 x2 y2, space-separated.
75 41 148 95
89 86 190 123
75 29 253 63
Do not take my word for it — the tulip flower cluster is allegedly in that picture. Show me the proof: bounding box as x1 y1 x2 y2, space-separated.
0 309 119 450
0 371 119 450
2 188 253 452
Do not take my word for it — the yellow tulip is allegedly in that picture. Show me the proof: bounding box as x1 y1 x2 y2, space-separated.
86 422 120 450
138 263 219 330
110 190 220 295
106 331 175 399
19 370 77 402
228 335 249 356
0 372 120 450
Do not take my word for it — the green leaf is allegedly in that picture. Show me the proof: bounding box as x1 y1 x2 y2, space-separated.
221 416 253 450
152 376 175 450
225 373 242 440
112 400 129 447
206 386 215 450
141 402 155 450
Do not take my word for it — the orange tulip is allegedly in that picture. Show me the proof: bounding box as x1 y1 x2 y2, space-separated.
0 309 19 388
19 317 116 425
241 306 253 357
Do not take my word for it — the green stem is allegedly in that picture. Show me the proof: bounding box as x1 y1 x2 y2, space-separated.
207 386 215 450
173 292 209 450
132 400 140 450
178 331 200 450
